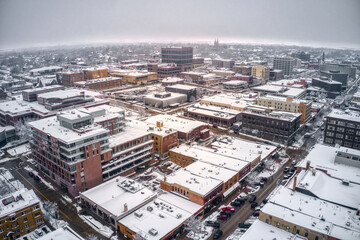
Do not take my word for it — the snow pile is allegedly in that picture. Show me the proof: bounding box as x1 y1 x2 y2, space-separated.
0 157 16 164
7 143 30 156
80 215 114 238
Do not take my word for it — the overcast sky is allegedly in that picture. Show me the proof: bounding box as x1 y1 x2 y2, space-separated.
0 0 359 50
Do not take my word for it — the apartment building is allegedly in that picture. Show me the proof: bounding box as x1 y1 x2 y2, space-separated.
0 189 44 240
29 106 129 196
273 57 294 76
74 77 122 91
257 95 312 124
324 109 360 150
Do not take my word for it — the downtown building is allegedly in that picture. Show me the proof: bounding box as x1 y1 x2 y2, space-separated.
273 57 294 76
324 109 360 150
161 47 193 72
29 105 154 196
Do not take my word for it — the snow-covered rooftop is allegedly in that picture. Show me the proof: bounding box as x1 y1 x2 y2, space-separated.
118 192 202 240
80 176 156 219
327 109 360 122
186 103 240 120
211 136 277 161
263 185 360 240
0 188 40 219
201 94 249 109
165 167 223 196
161 77 184 83
298 144 360 184
145 115 207 134
37 225 85 240
239 220 307 240
166 84 197 91
127 119 176 137
109 126 151 147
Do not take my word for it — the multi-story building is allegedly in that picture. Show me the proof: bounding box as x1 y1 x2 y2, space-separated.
56 71 84 86
251 65 270 82
37 89 95 111
291 51 311 61
320 63 356 79
233 65 252 75
228 74 253 84
179 72 220 86
111 70 157 85
165 84 198 102
324 109 360 150
241 106 301 144
223 80 248 90
184 103 241 128
127 120 178 159
0 188 44 240
269 69 284 80
320 70 348 89
311 77 342 95
200 94 251 111
273 57 294 76
0 79 33 93
161 77 185 86
147 63 182 79
212 59 235 69
83 68 108 80
29 66 63 76
73 77 122 91
193 57 205 67
145 115 209 142
22 85 64 102
257 95 312 124
143 92 187 109
161 47 193 71
29 106 129 196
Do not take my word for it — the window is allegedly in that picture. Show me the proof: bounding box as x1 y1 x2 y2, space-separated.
34 212 41 218
0 229 3 233
21 211 25 216
33 205 39 211
23 218 27 223
304 232 308 237
36 219 42 224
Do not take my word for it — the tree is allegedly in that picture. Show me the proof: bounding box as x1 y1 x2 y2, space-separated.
86 234 99 240
184 216 202 235
14 120 33 141
138 107 146 118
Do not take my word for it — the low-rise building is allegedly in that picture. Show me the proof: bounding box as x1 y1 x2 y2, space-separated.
0 188 44 240
200 94 250 111
324 109 360 150
56 71 84 86
212 59 235 69
117 191 202 240
22 85 64 102
252 85 307 99
165 84 198 102
83 68 108 80
311 77 342 94
37 225 85 240
79 177 156 228
143 92 187 109
257 95 312 124
74 77 122 91
320 70 348 89
241 106 301 144
147 63 181 79
145 115 209 142
223 80 248 90
29 66 63 76
161 77 184 86
111 70 157 85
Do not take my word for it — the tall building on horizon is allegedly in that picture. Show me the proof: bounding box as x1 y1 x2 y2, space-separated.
161 46 193 71
273 57 294 76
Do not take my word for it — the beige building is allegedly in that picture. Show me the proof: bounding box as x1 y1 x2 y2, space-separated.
110 70 157 85
251 65 270 83
257 95 312 124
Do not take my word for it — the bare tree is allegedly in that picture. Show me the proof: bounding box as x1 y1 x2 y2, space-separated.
86 234 99 240
137 107 146 118
14 120 33 141
184 216 203 235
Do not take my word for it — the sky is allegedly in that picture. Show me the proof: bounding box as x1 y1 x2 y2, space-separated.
0 0 359 50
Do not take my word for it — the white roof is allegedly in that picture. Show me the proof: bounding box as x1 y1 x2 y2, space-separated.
161 77 184 83
295 169 360 209
80 176 156 219
118 192 202 240
145 115 207 134
170 145 251 172
0 188 40 218
211 136 277 161
144 92 187 101
109 126 150 147
30 66 62 73
127 119 176 137
201 94 249 109
263 185 360 240
165 168 223 196
37 89 89 100
327 109 360 122
223 80 248 86
239 220 306 240
186 103 240 120
166 84 197 90
282 88 306 98
259 94 309 104
252 85 285 93
298 144 360 184
29 116 108 144
37 225 85 240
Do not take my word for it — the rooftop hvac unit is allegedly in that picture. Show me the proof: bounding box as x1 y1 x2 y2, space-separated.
148 228 158 236
134 211 143 218
147 206 153 212
176 213 182 219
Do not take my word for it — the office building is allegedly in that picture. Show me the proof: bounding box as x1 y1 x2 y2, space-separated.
251 65 270 82
147 63 182 79
273 57 294 76
111 70 157 85
161 47 193 71
22 85 64 102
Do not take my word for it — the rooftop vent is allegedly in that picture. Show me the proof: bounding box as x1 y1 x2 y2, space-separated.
148 228 158 236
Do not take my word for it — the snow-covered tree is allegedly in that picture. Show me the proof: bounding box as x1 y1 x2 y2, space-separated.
14 120 33 141
86 234 99 240
184 216 202 235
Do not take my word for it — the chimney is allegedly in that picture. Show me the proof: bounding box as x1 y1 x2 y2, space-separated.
357 204 360 216
293 176 297 191
124 203 128 212
306 161 310 170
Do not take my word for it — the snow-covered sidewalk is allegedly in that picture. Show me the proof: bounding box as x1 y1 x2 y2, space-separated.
80 215 114 238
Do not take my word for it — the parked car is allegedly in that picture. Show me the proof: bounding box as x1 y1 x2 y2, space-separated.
217 214 228 220
222 206 235 212
249 195 256 203
28 172 34 177
230 199 242 207
238 192 248 200
283 174 291 179
260 177 268 182
292 160 296 165
219 211 232 217
251 202 258 208
283 167 290 173
205 221 220 228
254 206 261 212
238 222 252 229
213 230 223 239
33 175 40 181
252 211 260 217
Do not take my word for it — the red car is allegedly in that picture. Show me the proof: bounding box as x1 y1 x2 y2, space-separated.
252 211 260 217
217 214 228 220
222 207 235 212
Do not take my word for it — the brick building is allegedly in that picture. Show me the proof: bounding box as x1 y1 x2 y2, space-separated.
147 63 182 79
74 77 122 91
56 71 84 86
83 68 108 80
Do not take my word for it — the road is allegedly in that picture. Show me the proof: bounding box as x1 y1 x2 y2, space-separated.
0 157 105 239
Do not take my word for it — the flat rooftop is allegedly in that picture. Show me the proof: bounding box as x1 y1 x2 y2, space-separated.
118 192 202 240
127 119 176 137
109 126 150 147
145 115 207 134
37 225 85 240
239 220 306 240
298 144 360 184
80 176 156 219
327 109 360 122
201 94 249 109
186 104 240 120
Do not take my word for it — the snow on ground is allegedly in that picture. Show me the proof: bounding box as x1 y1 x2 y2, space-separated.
7 143 30 156
0 157 16 164
62 194 72 204
24 165 55 190
27 158 37 165
80 214 114 238
186 211 219 240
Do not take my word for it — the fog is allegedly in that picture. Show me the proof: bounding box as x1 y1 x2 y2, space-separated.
0 0 359 50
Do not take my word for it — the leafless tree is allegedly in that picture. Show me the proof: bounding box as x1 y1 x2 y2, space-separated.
184 216 202 235
86 234 99 240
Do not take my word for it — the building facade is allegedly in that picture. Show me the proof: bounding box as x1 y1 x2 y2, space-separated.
83 68 108 80
273 57 294 76
74 77 122 91
56 72 84 87
147 63 182 79
161 47 193 71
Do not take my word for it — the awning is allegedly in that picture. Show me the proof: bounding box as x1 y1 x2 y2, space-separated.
223 182 240 198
